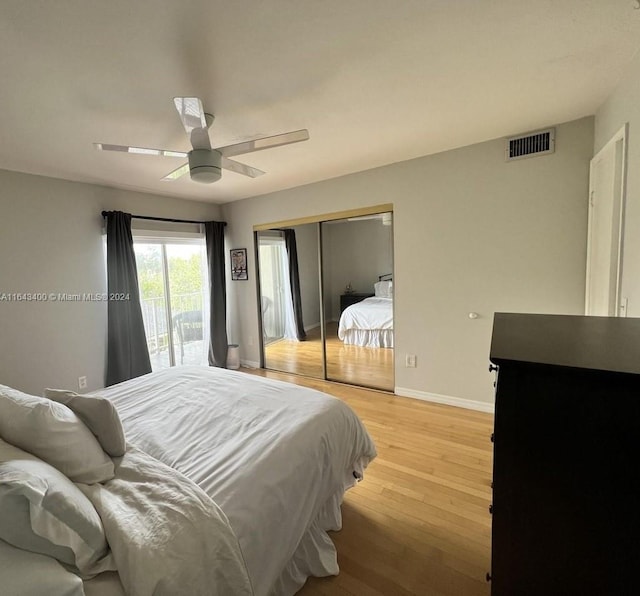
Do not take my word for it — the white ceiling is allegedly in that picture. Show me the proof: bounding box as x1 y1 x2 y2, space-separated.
0 1 639 204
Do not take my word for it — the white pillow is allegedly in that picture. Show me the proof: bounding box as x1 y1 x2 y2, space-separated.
44 389 126 457
0 384 114 484
0 438 116 578
374 280 393 298
0 538 86 596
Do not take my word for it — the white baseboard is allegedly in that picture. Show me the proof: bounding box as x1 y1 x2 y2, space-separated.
240 359 260 369
304 322 321 332
232 367 493 412
394 386 494 413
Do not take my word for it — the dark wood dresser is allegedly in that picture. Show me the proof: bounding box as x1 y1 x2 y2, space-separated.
339 292 374 314
488 313 640 596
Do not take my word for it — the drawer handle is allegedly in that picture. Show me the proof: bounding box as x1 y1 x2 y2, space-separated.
489 504 493 515
489 364 498 373
486 572 492 582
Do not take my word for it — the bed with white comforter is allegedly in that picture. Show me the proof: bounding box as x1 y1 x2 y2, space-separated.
338 296 394 348
338 279 393 348
0 366 376 596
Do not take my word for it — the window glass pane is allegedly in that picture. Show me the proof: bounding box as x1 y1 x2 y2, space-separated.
134 243 170 371
166 244 208 366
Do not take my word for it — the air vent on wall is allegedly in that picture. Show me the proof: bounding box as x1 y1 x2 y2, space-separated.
505 128 555 161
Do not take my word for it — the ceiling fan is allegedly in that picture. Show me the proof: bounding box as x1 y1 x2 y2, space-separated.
94 97 309 184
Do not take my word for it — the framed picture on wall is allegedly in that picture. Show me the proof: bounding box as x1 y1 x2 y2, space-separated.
230 248 248 281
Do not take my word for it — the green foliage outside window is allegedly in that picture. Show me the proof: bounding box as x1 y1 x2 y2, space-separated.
135 245 204 300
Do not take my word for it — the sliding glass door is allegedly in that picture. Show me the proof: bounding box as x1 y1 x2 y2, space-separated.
134 238 209 370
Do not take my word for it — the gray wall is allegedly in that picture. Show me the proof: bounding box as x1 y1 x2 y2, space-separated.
0 169 220 395
223 116 594 406
594 52 640 317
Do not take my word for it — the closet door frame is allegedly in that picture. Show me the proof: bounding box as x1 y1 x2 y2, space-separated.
254 203 393 386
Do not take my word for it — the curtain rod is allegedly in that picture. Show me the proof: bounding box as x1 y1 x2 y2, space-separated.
101 211 226 226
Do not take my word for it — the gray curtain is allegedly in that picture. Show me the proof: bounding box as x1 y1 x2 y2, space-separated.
205 221 228 367
283 229 306 341
105 211 151 386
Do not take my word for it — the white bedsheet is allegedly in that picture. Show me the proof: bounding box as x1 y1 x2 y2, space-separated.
338 297 393 347
80 445 252 596
83 572 125 596
95 366 376 596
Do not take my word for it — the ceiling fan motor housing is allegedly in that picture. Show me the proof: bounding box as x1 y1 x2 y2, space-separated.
189 149 222 183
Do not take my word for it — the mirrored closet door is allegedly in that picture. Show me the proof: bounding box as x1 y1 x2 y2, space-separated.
321 213 394 391
257 224 323 378
256 208 394 391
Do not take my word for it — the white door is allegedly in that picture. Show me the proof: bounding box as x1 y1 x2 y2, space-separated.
585 126 627 316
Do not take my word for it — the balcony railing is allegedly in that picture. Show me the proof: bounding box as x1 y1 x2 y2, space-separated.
140 291 205 367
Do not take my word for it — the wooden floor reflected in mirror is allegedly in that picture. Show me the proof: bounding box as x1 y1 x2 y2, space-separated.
264 322 394 391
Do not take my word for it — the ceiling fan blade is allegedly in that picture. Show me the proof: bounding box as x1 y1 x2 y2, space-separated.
216 129 309 158
94 143 188 158
161 163 190 181
173 97 211 150
221 156 265 178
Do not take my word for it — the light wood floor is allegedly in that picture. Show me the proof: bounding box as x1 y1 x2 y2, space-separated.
264 322 394 391
242 368 494 596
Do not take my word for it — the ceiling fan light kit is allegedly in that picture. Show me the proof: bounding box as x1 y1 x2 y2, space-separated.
94 97 309 184
189 149 222 183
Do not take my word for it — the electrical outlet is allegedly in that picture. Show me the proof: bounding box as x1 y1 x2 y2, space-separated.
405 354 417 368
78 376 87 390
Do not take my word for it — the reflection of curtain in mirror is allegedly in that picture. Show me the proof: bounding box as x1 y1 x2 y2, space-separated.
258 235 297 342
283 229 306 341
281 254 297 340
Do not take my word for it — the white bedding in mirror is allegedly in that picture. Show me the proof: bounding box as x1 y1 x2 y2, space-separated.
338 296 394 348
